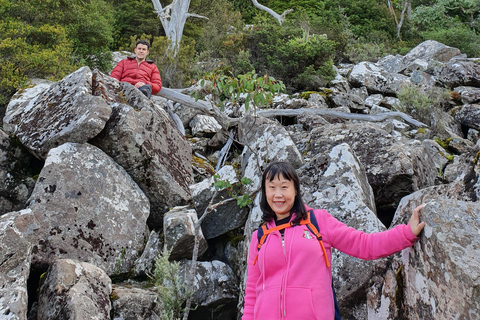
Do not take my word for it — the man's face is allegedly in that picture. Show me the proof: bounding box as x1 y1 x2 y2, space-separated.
134 44 149 61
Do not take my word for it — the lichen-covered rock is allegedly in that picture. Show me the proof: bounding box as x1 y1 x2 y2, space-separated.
36 259 112 320
4 67 112 159
402 40 461 65
180 260 238 320
0 130 37 215
28 143 150 275
133 230 163 277
453 86 480 104
3 79 55 134
348 62 411 95
299 143 384 318
437 58 480 88
0 209 39 320
190 165 249 239
90 102 193 229
454 104 480 131
163 206 207 260
309 123 437 218
189 114 222 137
111 283 162 320
369 194 480 320
238 115 303 193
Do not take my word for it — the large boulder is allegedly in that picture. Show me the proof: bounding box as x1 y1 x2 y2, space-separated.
368 192 480 319
163 206 207 260
3 67 112 159
190 165 249 239
181 260 239 320
28 142 150 275
91 102 193 229
0 209 39 320
403 40 461 65
0 130 37 215
238 115 303 193
36 259 112 320
111 284 162 320
348 62 411 95
309 123 437 223
299 143 383 318
437 58 480 88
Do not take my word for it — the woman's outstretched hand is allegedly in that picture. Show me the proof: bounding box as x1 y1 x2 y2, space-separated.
409 203 426 236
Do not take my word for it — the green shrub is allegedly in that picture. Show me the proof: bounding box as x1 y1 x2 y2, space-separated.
0 18 76 109
245 17 337 92
147 36 197 88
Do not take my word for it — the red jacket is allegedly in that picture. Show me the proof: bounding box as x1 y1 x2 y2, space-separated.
110 56 162 95
243 206 419 320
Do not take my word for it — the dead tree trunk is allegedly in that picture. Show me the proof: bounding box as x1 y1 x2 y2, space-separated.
151 0 208 56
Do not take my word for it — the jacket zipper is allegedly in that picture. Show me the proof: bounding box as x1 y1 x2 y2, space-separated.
280 230 287 318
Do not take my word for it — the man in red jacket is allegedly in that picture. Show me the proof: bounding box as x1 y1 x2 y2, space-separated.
110 39 162 98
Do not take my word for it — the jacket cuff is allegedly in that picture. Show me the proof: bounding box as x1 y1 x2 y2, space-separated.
403 224 419 243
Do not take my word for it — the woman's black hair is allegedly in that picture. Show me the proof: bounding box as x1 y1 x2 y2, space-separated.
260 161 307 224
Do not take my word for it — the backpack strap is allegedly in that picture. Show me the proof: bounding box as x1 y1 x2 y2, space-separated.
253 222 294 265
305 210 331 268
253 211 330 268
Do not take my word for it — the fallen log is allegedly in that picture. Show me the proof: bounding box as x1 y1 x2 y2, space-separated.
157 87 428 128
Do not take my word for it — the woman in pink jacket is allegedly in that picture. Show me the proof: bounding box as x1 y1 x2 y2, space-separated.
243 161 425 320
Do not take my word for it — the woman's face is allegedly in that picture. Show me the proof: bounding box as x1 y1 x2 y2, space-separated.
265 173 296 220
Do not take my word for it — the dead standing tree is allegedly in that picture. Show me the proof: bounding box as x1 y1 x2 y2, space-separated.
151 0 208 56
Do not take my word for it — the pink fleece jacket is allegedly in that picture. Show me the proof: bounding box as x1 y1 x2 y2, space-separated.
242 205 418 320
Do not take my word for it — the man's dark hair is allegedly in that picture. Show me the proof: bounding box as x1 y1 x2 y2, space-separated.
260 161 307 224
136 39 150 49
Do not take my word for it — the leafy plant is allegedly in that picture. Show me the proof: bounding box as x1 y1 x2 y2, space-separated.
151 247 193 320
192 69 286 111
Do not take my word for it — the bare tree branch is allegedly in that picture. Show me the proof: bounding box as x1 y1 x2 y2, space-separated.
250 0 293 25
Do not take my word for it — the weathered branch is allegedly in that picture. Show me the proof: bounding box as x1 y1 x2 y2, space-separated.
157 87 428 128
251 0 293 25
256 108 427 127
186 13 209 20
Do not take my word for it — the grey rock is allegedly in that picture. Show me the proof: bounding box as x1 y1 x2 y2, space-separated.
364 94 384 108
309 123 437 216
4 67 112 159
238 115 303 193
163 206 207 260
348 62 411 95
3 79 55 134
437 58 480 88
403 40 461 65
372 194 480 320
111 283 162 320
189 114 222 137
0 130 37 216
0 209 39 320
190 165 249 239
133 230 163 277
28 143 150 275
36 259 112 320
453 86 480 104
90 102 193 229
421 139 451 173
299 143 381 318
454 104 480 131
180 260 238 319
330 92 366 112
375 54 405 74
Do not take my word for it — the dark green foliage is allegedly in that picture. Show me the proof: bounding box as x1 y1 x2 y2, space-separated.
108 0 163 50
245 16 337 92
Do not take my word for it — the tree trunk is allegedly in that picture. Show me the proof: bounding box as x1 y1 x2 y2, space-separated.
151 0 207 56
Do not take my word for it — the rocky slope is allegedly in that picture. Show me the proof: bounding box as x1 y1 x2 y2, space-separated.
1 40 479 320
